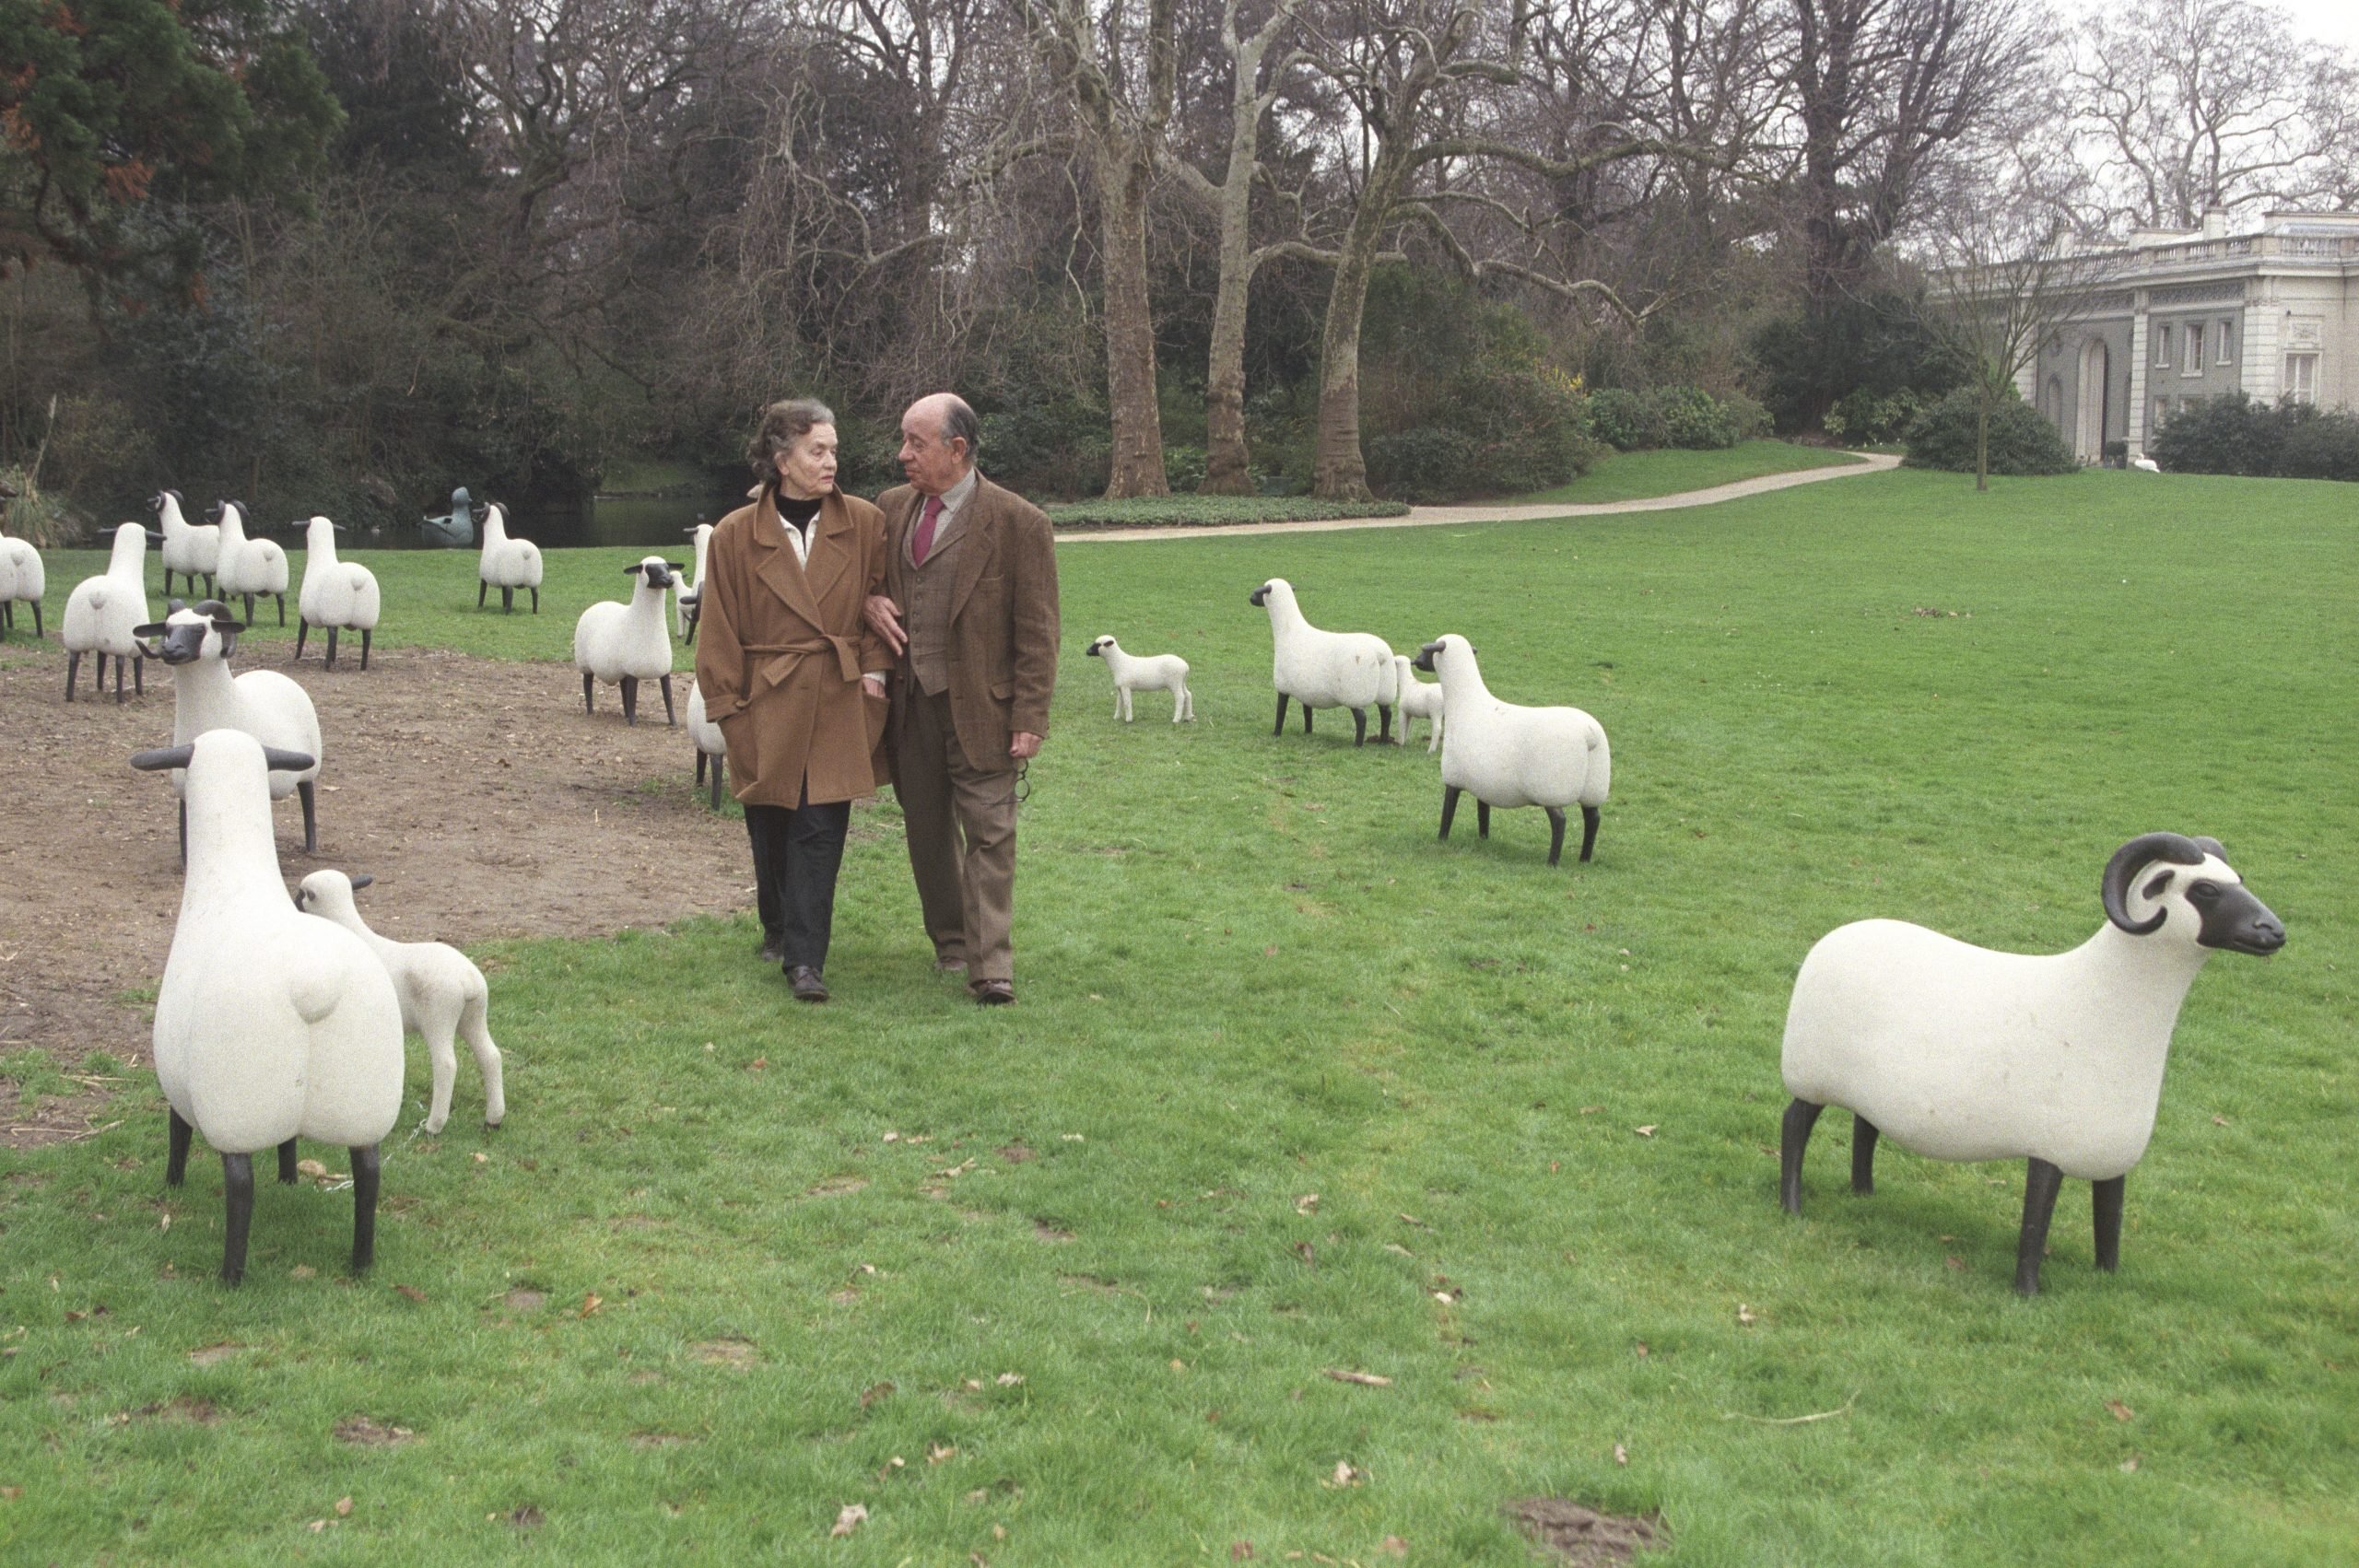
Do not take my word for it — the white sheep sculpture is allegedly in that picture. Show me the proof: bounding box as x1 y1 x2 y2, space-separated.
1413 634 1609 866
1085 635 1193 722
1391 652 1444 753
686 679 728 809
296 870 508 1136
138 601 325 857
574 556 683 725
0 520 44 638
476 502 544 614
293 515 381 670
1249 578 1397 745
151 489 217 599
210 500 288 627
63 521 154 701
676 522 713 642
131 731 404 1284
1778 832 2285 1295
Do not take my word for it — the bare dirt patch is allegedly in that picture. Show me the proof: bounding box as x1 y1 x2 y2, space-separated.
690 1337 758 1371
0 646 769 1146
1508 1498 1664 1564
334 1415 417 1446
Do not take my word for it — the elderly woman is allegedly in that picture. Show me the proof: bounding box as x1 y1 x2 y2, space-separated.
693 399 893 1001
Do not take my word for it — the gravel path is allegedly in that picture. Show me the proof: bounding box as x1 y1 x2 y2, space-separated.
1058 452 1899 544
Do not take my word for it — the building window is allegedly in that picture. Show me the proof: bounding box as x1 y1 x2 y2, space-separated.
2216 319 2235 366
2285 353 2318 404
2154 324 2172 366
2183 323 2204 375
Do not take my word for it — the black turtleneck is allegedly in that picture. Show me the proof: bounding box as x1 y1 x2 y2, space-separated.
776 490 823 538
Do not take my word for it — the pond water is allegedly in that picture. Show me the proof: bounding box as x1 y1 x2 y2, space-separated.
358 487 755 551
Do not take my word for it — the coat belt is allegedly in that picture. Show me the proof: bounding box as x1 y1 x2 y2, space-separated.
743 637 864 690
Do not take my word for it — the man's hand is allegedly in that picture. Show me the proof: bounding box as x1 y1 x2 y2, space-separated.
862 674 886 699
1010 731 1043 761
864 594 908 656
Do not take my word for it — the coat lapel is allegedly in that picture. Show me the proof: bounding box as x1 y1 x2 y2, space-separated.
804 492 854 607
947 480 1000 623
749 493 823 627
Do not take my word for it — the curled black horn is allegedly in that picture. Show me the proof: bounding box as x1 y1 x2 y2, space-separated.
347 872 374 890
263 747 316 773
2101 833 2210 935
2191 836 2227 861
130 744 195 772
205 499 225 522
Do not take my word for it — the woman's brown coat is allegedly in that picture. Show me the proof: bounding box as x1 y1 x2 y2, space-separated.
692 488 893 806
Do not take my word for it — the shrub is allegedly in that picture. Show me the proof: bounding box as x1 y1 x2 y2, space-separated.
1721 392 1773 442
1902 388 2077 476
2277 411 2359 481
1824 386 1923 447
980 400 1110 498
1587 387 1667 451
1365 363 1598 501
1749 292 1965 433
1655 384 1740 449
2149 391 2319 477
1161 444 1208 494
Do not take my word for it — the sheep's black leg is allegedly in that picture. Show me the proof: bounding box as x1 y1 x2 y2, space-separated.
1303 704 1313 733
220 1152 254 1286
529 587 538 614
295 620 309 660
241 591 256 625
163 568 175 599
710 757 723 810
274 592 285 626
359 630 370 671
1378 702 1392 743
2015 1158 2064 1296
1579 805 1601 862
1351 707 1367 746
277 1138 299 1185
581 672 594 716
65 650 79 701
684 611 698 646
349 1143 381 1273
133 655 143 696
1779 1098 1824 1214
114 657 125 702
1439 784 1461 841
323 626 338 670
2093 1176 2125 1272
695 751 706 787
503 588 516 614
167 1108 193 1186
299 780 318 854
478 580 488 609
1852 1116 1880 1194
29 601 38 638
621 676 639 725
1545 805 1567 866
659 673 675 726
91 651 104 693
1476 801 1491 838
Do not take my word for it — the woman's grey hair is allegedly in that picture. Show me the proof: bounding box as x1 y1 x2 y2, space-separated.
746 398 837 485
939 394 980 461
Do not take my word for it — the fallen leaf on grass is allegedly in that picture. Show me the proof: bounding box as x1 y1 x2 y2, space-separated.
2119 1456 2140 1473
1295 1242 1316 1266
1323 1369 1392 1387
1736 1304 1757 1328
1632 1341 1649 1359
1944 1257 1966 1271
934 1158 977 1180
297 1159 329 1179
1634 1125 1658 1138
1325 1461 1364 1488
308 1519 327 1533
1231 1545 1255 1562
188 1342 244 1366
1379 1538 1408 1558
996 1372 1025 1387
829 1504 869 1538
2212 1115 2230 1127
393 1285 427 1304
158 1213 170 1233
334 1497 353 1517
745 1057 768 1072
1613 1443 1629 1466
290 1266 316 1281
1294 1193 1320 1215
581 1293 603 1317
2106 1400 2135 1422
928 1443 957 1464
859 1381 895 1409
1397 1212 1425 1227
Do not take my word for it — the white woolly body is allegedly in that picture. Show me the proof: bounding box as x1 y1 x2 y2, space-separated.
478 504 544 591
63 524 152 658
298 871 506 1134
1779 860 2240 1181
152 733 402 1153
1428 636 1608 810
0 529 42 610
161 607 323 801
297 517 381 631
1392 654 1445 752
677 522 712 638
574 558 675 685
1257 579 1397 711
1088 636 1192 722
686 680 725 759
213 502 288 598
156 493 219 580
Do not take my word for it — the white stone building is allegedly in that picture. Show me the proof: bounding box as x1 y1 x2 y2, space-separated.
2023 210 2359 462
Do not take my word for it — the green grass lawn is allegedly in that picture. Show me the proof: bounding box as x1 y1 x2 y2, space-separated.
1507 440 1868 506
3 467 2353 1563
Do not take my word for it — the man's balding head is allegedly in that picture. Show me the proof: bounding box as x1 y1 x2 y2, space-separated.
899 392 980 497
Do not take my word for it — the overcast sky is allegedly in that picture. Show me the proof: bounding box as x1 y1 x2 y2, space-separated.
2270 0 2359 52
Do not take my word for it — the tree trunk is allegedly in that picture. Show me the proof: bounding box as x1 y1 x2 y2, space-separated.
1311 143 1413 501
1098 146 1169 498
1201 23 1279 497
1976 399 1989 492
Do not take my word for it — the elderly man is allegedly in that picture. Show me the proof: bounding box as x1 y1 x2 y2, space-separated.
865 393 1059 1005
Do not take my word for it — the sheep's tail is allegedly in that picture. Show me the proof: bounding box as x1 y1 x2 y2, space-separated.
1378 650 1402 708
459 988 506 1127
1584 725 1612 805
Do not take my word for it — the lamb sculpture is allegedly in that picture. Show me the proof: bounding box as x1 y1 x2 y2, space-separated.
573 556 683 725
138 601 325 856
210 500 288 627
152 490 218 599
1249 578 1396 745
296 871 508 1135
1391 652 1444 753
1413 634 1609 865
1086 635 1193 723
63 521 154 700
1778 832 2285 1294
0 519 43 638
133 732 404 1283
686 680 728 809
476 502 543 614
293 515 381 669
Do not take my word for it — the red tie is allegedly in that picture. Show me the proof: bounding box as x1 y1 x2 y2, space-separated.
911 496 944 566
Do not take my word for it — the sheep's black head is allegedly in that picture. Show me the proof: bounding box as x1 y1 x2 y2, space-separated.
135 603 244 663
1413 639 1445 673
2102 833 2284 954
1086 637 1111 658
627 559 683 589
1249 583 1270 607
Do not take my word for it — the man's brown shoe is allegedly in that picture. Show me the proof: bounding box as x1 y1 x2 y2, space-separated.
787 965 830 1002
971 978 1015 1006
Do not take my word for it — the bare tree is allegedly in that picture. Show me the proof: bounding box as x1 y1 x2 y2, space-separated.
2066 0 2359 230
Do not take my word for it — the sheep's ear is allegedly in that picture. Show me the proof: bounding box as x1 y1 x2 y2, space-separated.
2192 836 2227 861
623 564 644 575
682 525 702 535
347 872 375 890
262 746 315 774
131 621 169 638
665 561 686 573
145 531 165 544
130 744 195 772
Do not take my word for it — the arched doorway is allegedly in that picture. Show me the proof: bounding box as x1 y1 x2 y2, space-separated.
2075 338 2110 460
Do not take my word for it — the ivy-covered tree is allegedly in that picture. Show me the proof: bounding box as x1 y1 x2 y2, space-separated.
0 0 342 301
